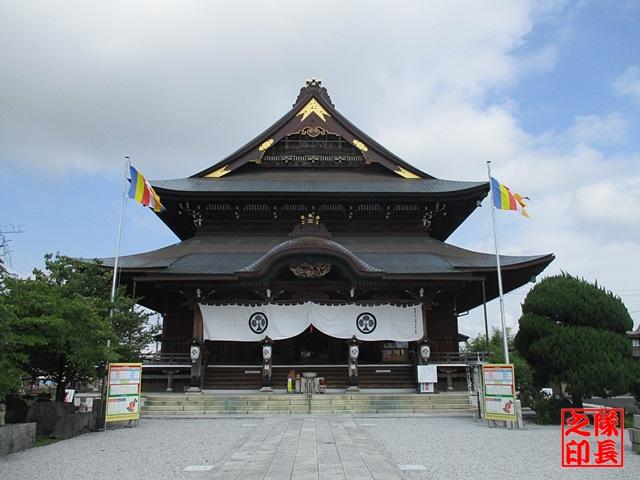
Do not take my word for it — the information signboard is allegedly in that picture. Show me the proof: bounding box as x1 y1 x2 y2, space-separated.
482 363 516 422
105 363 142 423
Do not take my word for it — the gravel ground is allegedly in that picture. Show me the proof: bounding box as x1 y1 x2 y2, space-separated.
0 419 251 480
361 416 640 479
1 416 638 479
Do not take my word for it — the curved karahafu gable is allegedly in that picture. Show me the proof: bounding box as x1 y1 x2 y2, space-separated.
96 232 554 313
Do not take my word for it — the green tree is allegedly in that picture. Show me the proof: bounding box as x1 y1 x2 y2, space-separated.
2 254 157 401
0 273 50 402
514 273 639 408
35 254 156 362
0 293 27 401
465 327 533 396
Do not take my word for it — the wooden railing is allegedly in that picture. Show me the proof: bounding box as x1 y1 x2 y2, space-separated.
140 352 191 365
140 351 488 366
430 351 488 364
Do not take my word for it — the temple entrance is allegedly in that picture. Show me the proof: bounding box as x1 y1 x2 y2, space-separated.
276 327 344 364
200 301 422 389
206 329 386 366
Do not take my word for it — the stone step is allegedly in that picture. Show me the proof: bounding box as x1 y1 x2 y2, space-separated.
140 408 473 417
144 394 469 401
142 393 468 401
143 401 470 410
140 392 472 417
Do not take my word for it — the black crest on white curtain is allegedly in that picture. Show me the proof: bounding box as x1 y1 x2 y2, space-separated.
356 312 377 334
249 312 268 334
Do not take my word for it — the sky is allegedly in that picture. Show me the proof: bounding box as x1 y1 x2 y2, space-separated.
1 0 639 338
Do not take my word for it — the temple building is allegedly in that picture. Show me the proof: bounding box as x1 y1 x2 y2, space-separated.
629 325 640 359
102 80 553 392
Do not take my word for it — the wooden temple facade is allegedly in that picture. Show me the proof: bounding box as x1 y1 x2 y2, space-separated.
103 80 553 392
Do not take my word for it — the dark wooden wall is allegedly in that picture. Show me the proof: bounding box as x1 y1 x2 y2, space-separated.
426 293 459 353
161 305 193 354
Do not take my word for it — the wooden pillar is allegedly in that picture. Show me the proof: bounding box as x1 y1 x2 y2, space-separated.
192 305 203 342
189 305 204 393
421 302 429 341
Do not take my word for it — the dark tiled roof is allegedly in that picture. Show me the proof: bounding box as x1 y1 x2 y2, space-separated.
97 234 551 276
151 177 487 195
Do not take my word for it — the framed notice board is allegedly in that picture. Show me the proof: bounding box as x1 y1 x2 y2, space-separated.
105 363 142 423
482 364 516 422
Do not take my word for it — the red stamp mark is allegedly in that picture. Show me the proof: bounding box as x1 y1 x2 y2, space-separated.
561 408 624 468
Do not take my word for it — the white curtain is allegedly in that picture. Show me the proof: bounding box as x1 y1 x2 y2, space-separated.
199 302 423 342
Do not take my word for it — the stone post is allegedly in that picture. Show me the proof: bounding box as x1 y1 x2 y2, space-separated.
417 339 436 393
260 337 273 392
187 340 202 393
163 369 175 392
631 414 640 454
188 306 204 393
347 336 360 392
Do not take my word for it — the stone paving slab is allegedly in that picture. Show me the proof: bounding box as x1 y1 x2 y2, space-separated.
209 416 404 480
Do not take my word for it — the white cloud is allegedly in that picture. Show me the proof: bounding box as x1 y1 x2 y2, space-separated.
576 177 640 229
613 65 640 101
565 113 628 146
376 81 640 337
0 0 551 177
2 1 638 335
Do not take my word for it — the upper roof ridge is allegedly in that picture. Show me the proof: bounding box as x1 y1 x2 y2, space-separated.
294 78 334 107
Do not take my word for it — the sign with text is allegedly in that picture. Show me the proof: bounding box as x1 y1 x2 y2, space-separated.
482 364 516 422
561 408 624 468
105 363 142 423
417 365 437 384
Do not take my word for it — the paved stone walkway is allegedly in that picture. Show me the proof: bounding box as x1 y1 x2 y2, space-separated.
211 417 403 480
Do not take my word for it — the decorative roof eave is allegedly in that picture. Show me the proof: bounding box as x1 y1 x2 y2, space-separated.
102 246 554 283
149 178 489 199
114 262 547 286
126 272 482 283
453 254 556 273
193 80 431 180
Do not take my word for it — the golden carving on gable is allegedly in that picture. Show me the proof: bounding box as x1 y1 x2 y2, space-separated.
205 165 232 178
294 126 329 137
352 139 369 152
258 139 274 152
289 263 332 279
394 166 421 179
296 98 330 121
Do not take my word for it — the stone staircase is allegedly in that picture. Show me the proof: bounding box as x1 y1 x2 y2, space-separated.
140 392 473 416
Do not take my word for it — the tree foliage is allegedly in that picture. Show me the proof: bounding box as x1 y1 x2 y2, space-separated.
465 327 533 395
514 273 639 407
0 254 158 401
0 293 34 401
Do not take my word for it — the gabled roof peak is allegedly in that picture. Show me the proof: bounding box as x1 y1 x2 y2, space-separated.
194 79 432 180
295 78 334 107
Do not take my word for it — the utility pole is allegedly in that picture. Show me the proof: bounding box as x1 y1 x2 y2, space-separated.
0 225 24 270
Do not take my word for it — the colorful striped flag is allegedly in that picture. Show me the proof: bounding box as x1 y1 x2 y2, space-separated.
490 177 529 218
128 165 165 213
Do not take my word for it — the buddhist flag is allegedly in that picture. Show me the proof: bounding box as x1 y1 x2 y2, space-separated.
490 177 529 218
128 165 165 213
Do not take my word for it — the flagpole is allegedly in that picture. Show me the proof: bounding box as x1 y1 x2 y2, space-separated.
109 156 130 308
102 156 130 432
486 161 510 364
